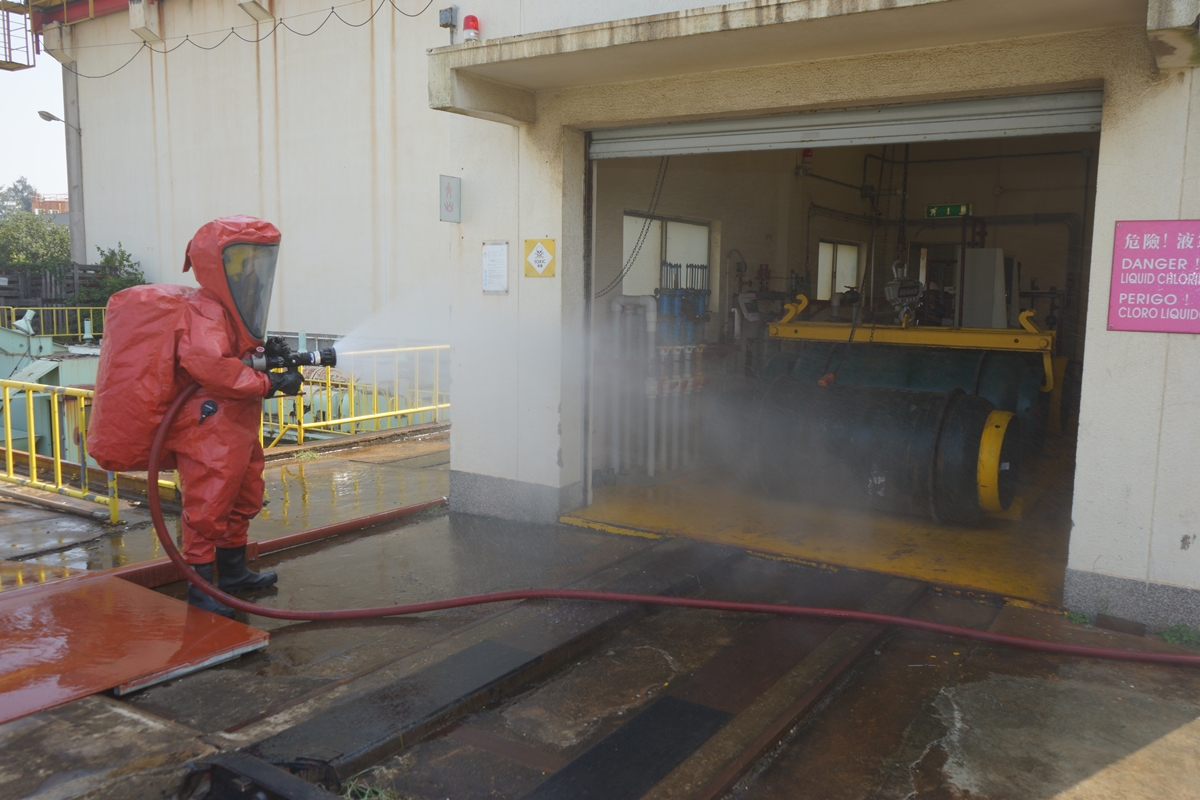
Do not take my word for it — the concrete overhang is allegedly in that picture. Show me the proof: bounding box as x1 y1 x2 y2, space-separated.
428 0 1146 126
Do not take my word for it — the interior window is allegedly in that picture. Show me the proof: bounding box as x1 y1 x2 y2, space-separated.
816 241 860 300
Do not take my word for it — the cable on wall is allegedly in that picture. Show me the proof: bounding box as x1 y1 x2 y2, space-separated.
59 0 436 79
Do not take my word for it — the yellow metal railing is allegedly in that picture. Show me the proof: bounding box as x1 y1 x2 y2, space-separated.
261 345 450 448
0 306 107 340
0 378 119 523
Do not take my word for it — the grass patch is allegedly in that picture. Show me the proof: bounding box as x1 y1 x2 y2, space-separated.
1065 610 1090 626
1159 623 1200 649
342 781 400 800
295 449 321 461
341 767 404 800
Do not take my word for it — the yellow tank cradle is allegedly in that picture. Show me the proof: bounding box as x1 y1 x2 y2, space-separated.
770 299 1058 393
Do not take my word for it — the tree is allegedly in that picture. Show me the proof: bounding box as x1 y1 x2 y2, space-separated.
0 178 39 219
72 243 147 307
0 211 70 268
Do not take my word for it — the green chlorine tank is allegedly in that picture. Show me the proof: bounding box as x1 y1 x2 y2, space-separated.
705 380 1020 525
762 342 1046 453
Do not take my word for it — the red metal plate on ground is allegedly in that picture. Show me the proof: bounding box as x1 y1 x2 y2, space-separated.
0 573 268 725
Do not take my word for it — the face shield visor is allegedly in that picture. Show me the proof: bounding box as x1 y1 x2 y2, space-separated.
222 242 279 341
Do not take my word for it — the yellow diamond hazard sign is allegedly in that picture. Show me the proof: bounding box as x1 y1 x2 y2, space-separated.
524 239 556 278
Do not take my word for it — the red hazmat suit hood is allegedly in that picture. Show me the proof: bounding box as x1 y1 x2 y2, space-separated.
183 216 281 354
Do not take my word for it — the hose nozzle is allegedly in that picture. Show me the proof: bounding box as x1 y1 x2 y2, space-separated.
289 347 337 368
245 343 338 372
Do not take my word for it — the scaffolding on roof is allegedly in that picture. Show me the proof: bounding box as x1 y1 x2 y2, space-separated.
1 0 34 71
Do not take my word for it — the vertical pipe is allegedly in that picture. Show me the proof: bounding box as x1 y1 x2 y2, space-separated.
693 351 702 464
676 349 685 471
348 373 356 435
325 366 333 426
50 390 62 488
79 395 90 493
646 373 656 479
610 303 621 474
3 387 12 478
434 348 441 422
658 348 668 474
641 296 658 479
622 306 633 472
107 471 119 525
25 390 36 483
686 345 696 465
625 309 636 471
663 349 672 471
957 218 967 327
633 308 644 470
670 347 682 471
296 394 305 445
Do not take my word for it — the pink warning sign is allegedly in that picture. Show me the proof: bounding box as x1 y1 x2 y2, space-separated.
1109 220 1200 333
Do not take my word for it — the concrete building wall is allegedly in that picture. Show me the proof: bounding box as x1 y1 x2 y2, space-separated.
69 2 518 338
1066 67 1200 628
65 1 590 519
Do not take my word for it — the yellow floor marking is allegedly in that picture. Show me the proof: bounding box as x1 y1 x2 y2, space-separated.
563 446 1074 606
558 517 663 540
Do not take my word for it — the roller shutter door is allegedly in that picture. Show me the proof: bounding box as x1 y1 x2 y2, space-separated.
588 91 1102 159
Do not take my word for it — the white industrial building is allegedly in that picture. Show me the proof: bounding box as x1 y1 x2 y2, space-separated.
16 0 1200 629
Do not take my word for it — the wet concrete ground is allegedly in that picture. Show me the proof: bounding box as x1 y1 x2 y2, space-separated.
132 513 649 734
7 430 449 571
344 578 1200 800
733 599 1200 800
3 433 1200 799
0 499 118 561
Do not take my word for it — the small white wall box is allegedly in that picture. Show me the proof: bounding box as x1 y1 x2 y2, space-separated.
128 0 162 43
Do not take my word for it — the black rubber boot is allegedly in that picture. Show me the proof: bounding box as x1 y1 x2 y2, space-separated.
216 545 278 593
187 562 234 618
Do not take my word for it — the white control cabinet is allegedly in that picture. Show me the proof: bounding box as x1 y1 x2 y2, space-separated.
961 248 1008 329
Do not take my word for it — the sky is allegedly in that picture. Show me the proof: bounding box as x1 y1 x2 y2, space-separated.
0 56 67 195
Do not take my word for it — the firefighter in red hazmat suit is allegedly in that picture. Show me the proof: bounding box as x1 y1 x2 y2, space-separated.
90 216 301 616
162 217 300 616
119 217 298 617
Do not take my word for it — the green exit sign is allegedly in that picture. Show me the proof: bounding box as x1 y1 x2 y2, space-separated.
926 203 972 219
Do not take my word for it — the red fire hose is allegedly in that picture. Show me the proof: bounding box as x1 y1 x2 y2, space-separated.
150 383 1200 666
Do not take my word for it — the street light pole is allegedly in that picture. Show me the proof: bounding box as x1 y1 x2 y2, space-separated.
38 72 86 294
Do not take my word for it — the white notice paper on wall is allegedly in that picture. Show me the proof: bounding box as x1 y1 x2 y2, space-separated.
482 242 508 294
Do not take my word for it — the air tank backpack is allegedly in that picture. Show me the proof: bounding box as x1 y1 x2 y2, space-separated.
87 284 197 471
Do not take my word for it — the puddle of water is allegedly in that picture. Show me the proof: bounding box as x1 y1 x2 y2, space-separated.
13 447 449 571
